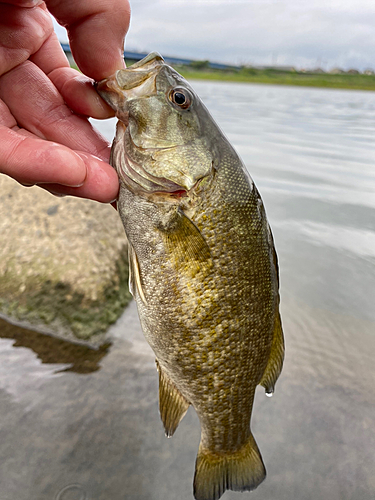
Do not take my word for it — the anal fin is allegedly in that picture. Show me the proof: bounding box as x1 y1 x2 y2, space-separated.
260 308 285 395
156 360 190 437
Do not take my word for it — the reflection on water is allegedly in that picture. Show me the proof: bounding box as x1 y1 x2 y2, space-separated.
1 83 375 500
0 318 110 374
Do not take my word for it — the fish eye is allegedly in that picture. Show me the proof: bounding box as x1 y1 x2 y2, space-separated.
169 88 192 110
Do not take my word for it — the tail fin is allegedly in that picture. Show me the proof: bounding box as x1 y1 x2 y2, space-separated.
193 434 266 500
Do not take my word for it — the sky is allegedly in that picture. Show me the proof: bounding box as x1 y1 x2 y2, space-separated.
53 0 375 71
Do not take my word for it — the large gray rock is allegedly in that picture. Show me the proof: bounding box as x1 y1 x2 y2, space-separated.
0 174 131 346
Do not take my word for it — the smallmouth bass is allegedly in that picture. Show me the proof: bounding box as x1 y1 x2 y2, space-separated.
97 53 284 500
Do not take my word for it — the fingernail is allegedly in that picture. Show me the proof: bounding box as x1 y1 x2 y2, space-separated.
47 191 67 198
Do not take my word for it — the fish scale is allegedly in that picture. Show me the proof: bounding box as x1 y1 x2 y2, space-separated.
97 52 284 500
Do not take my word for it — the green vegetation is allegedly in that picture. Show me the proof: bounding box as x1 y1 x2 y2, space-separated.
0 247 132 341
125 59 375 91
62 55 375 91
173 65 375 91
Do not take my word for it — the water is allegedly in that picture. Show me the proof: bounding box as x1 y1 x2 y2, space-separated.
1 82 375 500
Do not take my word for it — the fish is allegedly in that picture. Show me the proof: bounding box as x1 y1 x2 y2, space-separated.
96 52 285 500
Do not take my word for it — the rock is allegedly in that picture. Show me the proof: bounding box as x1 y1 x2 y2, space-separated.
0 174 132 346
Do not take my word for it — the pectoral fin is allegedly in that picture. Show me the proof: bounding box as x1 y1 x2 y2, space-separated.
259 309 284 395
156 360 190 437
128 242 146 304
161 209 212 278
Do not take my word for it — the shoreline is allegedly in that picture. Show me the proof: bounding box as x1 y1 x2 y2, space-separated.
71 59 375 92
175 67 375 91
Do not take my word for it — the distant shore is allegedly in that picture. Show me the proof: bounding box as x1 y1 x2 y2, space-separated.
69 58 375 91
174 67 375 91
124 59 375 91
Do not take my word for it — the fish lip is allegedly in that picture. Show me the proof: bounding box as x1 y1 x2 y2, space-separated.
115 53 164 91
96 53 165 109
96 71 157 120
95 77 124 110
123 52 165 72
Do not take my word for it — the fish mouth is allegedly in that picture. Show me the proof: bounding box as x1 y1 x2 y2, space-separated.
96 52 164 110
95 77 124 112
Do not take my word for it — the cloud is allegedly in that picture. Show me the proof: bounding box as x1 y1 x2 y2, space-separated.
53 1 375 70
126 0 375 69
52 18 68 43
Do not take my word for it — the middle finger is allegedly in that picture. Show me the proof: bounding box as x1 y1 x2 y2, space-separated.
0 60 110 161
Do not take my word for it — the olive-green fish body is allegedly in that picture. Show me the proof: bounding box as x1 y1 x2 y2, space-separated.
97 53 284 500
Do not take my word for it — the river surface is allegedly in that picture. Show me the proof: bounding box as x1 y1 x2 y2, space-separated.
1 82 375 500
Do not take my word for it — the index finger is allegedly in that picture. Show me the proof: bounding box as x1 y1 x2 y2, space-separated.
46 0 131 80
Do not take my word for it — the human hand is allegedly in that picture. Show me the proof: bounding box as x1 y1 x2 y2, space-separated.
0 0 130 202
